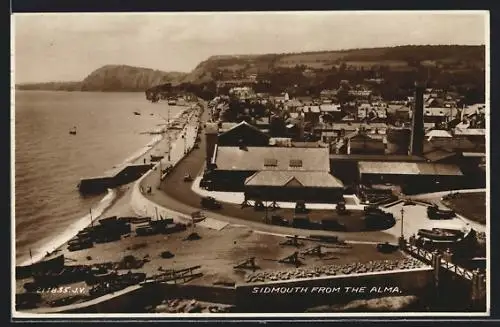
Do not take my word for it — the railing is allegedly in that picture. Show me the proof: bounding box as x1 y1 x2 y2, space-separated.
405 243 480 282
405 244 434 263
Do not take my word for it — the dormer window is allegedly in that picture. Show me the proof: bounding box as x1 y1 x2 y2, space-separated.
289 159 303 168
264 158 278 167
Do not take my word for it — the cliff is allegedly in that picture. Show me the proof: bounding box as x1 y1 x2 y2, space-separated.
80 65 186 92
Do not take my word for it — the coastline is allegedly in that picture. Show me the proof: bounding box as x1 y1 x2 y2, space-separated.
16 105 191 267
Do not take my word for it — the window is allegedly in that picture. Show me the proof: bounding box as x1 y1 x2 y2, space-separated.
289 159 303 168
264 158 278 167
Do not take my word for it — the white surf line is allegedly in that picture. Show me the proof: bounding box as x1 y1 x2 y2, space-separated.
19 188 117 266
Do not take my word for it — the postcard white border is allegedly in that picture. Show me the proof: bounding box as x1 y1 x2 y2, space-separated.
11 10 491 319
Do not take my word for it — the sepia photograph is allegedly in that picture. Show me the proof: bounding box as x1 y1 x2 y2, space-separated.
12 11 489 317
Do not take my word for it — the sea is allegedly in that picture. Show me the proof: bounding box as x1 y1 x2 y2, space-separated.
14 90 184 266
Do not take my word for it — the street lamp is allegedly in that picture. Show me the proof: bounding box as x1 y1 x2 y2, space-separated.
400 207 405 238
167 104 171 162
397 206 406 249
157 159 162 189
183 132 187 154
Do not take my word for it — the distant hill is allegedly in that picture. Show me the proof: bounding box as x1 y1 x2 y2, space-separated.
178 45 485 84
16 65 187 92
16 81 82 91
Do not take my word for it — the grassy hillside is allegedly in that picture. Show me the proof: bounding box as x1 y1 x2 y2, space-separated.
179 45 485 84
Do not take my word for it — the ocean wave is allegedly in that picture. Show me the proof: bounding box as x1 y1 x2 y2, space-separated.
18 188 117 266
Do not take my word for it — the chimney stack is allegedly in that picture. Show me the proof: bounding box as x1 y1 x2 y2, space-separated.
410 81 425 156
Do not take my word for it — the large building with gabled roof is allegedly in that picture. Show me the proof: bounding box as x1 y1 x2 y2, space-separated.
203 145 345 202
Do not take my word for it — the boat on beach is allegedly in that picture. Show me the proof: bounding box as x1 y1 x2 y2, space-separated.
88 272 146 298
417 228 464 242
16 254 65 280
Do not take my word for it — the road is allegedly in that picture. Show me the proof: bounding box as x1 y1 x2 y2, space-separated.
139 101 478 244
139 103 399 243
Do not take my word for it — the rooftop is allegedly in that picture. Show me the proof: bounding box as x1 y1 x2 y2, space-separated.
424 107 459 117
315 122 388 131
453 128 486 136
330 154 425 162
425 129 453 139
319 104 342 112
219 121 267 136
245 171 344 188
358 161 463 176
214 146 330 172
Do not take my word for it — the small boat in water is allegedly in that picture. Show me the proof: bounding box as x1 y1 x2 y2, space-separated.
69 126 77 135
133 111 141 116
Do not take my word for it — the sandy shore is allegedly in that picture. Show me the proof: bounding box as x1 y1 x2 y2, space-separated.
17 104 198 267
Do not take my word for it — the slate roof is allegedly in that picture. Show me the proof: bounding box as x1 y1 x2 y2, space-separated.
358 161 463 176
423 149 457 162
245 171 344 188
218 121 264 136
214 146 330 172
426 130 453 138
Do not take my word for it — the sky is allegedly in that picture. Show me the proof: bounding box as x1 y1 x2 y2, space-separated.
13 11 488 84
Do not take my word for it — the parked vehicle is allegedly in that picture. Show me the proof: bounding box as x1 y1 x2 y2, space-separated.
377 242 399 253
292 215 311 229
427 205 455 220
363 210 395 230
270 215 288 226
336 201 350 215
295 200 307 214
254 200 265 211
201 196 222 210
150 154 164 162
364 205 383 215
199 179 213 190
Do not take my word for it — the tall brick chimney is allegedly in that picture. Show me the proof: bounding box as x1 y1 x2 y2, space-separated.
410 81 425 156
